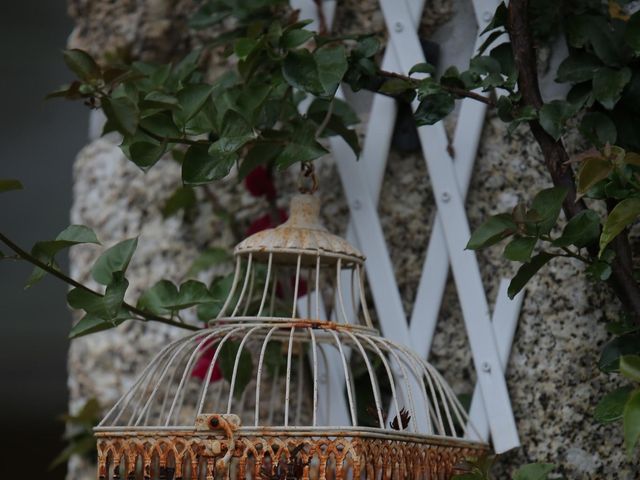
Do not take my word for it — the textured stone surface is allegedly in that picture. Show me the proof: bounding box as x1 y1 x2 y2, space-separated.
65 1 638 479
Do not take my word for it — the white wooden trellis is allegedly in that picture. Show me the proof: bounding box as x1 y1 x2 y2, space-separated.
293 0 524 453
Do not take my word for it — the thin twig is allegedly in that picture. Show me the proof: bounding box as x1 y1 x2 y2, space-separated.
315 99 334 138
313 0 328 36
138 126 207 147
0 232 199 331
377 69 496 107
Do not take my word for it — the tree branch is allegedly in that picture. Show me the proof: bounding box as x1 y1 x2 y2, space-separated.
377 69 496 107
0 232 200 332
507 0 640 321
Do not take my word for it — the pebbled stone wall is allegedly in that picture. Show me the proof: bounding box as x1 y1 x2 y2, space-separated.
65 1 638 478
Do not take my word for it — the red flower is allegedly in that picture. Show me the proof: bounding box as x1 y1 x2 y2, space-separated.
275 277 308 298
191 340 223 383
244 166 277 200
246 208 288 236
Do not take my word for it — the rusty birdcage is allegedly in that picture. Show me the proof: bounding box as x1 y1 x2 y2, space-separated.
95 193 488 479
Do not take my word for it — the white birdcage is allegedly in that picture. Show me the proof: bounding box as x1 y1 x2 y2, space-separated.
95 193 488 480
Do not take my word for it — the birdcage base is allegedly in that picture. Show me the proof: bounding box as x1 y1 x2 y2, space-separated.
96 429 487 479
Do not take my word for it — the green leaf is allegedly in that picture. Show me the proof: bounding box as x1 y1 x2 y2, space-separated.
197 274 235 321
354 36 380 58
538 100 576 140
600 197 640 255
234 37 258 59
567 15 625 66
467 214 517 250
308 97 359 126
162 186 196 218
67 288 110 317
599 333 640 372
414 92 455 126
379 78 413 95
63 49 101 81
238 141 283 179
209 110 257 155
477 30 504 56
595 386 633 423
218 340 253 399
24 225 100 288
143 91 180 109
102 96 139 135
528 186 568 234
513 463 555 480
281 29 314 48
508 252 555 299
315 45 348 97
91 238 138 285
69 313 125 339
481 3 507 34
282 49 323 94
129 141 167 170
187 247 232 277
409 62 436 76
139 112 181 138
490 42 515 79
174 280 213 309
138 279 212 314
173 84 214 127
625 11 640 53
586 259 613 281
552 210 600 248
579 112 617 146
606 318 639 336
621 355 640 383
137 280 179 315
577 157 612 195
172 48 202 82
504 237 537 262
593 67 632 110
623 388 640 456
556 52 601 83
469 56 502 75
0 178 23 193
103 272 129 317
274 121 329 170
282 45 347 97
62 397 101 424
56 225 100 245
182 144 236 185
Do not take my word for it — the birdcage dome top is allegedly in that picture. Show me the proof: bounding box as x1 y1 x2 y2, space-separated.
234 194 365 266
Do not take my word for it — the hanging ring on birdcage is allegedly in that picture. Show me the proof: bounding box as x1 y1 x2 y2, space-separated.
298 161 318 194
196 413 240 469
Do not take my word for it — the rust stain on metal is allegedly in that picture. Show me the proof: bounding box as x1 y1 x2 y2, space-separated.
96 431 487 479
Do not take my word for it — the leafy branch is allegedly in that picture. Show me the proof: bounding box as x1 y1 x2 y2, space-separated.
506 0 640 322
0 231 200 332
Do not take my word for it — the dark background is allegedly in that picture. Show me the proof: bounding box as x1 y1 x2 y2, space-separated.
0 1 86 478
